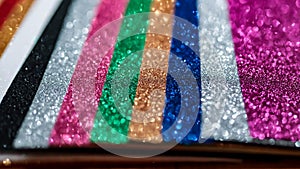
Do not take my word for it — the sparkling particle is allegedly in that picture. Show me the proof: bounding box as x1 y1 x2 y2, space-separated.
0 0 34 57
13 0 99 148
66 22 73 29
2 158 11 167
0 0 20 32
162 0 201 144
0 0 72 150
49 0 128 146
128 0 175 143
198 0 251 142
296 0 300 8
90 0 153 144
229 0 300 142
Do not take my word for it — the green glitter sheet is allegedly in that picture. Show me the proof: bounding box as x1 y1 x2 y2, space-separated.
91 0 153 144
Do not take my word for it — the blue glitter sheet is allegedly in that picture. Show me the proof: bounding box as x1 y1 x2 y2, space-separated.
162 0 201 144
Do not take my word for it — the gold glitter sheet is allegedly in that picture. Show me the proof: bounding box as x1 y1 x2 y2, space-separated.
128 0 175 143
0 0 34 57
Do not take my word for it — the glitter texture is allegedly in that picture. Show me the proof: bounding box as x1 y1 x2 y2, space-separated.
162 0 201 144
49 0 128 146
90 0 153 144
198 0 251 142
0 0 19 29
229 0 300 141
0 0 34 57
0 0 70 150
128 0 175 143
13 0 98 148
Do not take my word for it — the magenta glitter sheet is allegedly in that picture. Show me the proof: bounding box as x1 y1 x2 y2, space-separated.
229 0 300 141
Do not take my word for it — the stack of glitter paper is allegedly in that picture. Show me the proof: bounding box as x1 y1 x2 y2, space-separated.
0 0 299 149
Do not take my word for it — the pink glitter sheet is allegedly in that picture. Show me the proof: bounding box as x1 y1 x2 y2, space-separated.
229 0 300 141
49 0 128 146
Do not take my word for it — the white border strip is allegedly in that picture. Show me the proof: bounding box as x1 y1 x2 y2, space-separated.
0 0 62 103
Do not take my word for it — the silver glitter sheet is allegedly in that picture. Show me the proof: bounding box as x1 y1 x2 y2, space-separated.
13 0 100 148
198 0 251 142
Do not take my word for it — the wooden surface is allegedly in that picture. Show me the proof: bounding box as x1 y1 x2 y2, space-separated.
1 142 300 168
